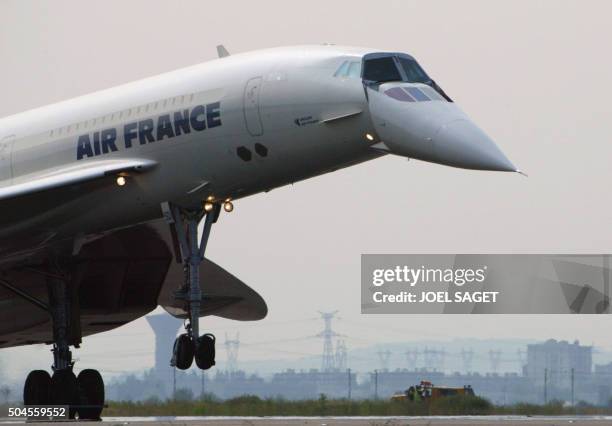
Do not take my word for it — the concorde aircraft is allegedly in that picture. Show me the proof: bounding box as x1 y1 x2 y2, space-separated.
0 44 518 418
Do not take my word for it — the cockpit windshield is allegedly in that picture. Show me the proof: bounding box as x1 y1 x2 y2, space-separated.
362 52 453 101
362 53 431 84
397 56 430 84
362 57 402 83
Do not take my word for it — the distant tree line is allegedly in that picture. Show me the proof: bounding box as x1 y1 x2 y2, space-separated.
102 394 612 417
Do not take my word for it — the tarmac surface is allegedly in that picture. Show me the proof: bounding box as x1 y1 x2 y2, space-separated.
2 417 612 425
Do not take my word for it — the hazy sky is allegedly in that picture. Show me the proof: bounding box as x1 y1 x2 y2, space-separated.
1 0 612 381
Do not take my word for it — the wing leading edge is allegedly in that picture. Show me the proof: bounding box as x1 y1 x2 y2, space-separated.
0 158 157 202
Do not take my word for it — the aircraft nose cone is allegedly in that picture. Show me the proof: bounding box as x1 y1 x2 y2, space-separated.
434 119 517 172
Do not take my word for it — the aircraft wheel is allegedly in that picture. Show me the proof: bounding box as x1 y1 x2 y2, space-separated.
77 369 104 420
51 370 78 419
173 333 194 370
23 370 51 405
195 333 216 370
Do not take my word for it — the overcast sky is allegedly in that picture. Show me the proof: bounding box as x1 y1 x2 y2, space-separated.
1 0 612 381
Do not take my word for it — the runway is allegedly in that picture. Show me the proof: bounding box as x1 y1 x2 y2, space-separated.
2 416 612 425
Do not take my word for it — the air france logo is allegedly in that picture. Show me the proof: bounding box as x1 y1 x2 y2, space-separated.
76 102 222 160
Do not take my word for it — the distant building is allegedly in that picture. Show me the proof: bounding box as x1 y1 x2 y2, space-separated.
104 337 606 405
210 370 267 399
595 361 612 376
594 362 612 406
525 339 592 391
269 369 354 400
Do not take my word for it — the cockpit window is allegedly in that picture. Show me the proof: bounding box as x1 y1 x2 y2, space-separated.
362 52 454 102
334 61 350 77
334 61 362 79
397 56 431 84
347 62 361 78
362 57 402 83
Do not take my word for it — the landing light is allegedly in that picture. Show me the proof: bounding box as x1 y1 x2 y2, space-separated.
116 176 126 186
223 201 234 213
365 133 375 141
204 202 214 212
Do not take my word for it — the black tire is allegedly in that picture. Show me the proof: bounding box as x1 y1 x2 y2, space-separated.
195 333 216 370
77 369 104 420
23 370 51 405
174 333 194 370
51 369 79 419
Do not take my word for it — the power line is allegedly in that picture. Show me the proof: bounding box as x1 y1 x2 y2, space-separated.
317 311 340 372
461 348 474 373
489 350 502 373
405 349 419 370
376 350 391 371
224 333 240 372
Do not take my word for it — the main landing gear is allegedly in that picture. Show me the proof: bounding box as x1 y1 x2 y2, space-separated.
167 201 222 371
19 273 104 420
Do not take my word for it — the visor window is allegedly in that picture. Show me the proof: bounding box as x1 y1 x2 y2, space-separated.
385 87 415 102
420 86 445 101
405 87 430 102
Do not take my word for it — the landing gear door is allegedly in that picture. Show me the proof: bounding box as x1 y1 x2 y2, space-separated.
243 77 264 136
0 135 14 182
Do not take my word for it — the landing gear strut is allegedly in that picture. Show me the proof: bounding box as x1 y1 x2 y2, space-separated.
168 202 221 371
19 272 104 420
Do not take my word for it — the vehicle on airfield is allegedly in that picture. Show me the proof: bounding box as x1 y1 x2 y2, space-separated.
391 381 476 402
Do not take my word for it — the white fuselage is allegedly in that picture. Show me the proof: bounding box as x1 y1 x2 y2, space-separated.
0 44 519 264
0 46 381 259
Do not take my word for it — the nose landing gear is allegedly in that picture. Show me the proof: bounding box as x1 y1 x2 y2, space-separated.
172 333 195 370
167 202 221 371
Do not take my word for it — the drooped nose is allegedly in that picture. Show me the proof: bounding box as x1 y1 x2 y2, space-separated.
366 83 519 172
434 119 517 171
